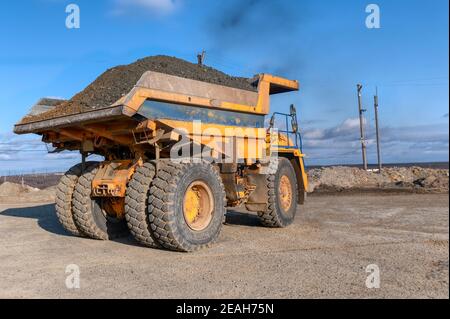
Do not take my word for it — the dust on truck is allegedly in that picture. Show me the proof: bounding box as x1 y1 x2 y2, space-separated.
14 58 308 252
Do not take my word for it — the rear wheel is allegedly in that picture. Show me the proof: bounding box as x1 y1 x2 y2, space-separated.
55 162 97 236
258 157 298 227
148 160 226 252
124 162 160 248
72 164 129 240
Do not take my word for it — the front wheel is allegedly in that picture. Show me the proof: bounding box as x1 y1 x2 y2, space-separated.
258 157 298 227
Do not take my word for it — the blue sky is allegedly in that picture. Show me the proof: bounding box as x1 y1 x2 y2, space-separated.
0 0 448 174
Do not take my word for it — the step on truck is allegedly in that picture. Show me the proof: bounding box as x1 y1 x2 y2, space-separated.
14 66 308 252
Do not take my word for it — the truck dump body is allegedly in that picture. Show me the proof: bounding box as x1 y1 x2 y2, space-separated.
14 57 300 162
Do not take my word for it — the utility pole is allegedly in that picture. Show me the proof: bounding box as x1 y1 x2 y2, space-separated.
357 84 368 170
197 50 206 66
374 87 382 172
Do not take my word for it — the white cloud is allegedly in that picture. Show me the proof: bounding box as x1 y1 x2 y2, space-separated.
302 118 363 142
45 152 80 160
339 118 362 131
303 129 325 140
0 133 77 175
0 154 11 160
112 0 179 16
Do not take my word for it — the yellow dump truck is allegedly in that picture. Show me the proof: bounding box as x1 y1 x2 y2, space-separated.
14 65 308 252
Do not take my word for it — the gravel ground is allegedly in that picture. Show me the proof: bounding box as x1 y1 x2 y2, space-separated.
0 193 448 299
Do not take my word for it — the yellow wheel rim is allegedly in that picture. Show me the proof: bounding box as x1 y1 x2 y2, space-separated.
279 175 293 211
183 181 214 231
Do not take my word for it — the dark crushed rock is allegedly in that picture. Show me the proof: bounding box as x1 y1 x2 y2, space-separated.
20 55 257 124
38 98 66 107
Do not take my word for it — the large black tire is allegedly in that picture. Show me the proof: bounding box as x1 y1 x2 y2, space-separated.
72 164 129 240
148 160 226 252
124 162 160 248
55 162 97 236
258 157 298 227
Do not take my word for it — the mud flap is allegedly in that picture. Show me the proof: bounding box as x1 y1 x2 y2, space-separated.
244 173 268 212
290 158 306 204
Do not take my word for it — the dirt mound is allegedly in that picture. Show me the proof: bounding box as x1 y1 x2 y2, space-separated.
31 186 56 202
308 166 449 194
0 183 55 203
0 182 39 196
20 55 257 124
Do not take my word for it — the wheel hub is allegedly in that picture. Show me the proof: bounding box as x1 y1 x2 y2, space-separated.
279 175 293 211
183 181 214 231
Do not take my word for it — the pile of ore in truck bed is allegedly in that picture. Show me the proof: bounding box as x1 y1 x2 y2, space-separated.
20 55 257 124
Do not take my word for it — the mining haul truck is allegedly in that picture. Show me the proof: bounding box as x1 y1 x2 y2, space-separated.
14 62 308 252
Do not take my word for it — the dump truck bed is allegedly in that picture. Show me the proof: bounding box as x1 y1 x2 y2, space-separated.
14 71 298 139
14 105 127 134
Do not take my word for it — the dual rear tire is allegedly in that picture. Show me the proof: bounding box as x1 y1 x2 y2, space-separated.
124 162 159 248
71 164 129 240
124 160 226 252
56 162 129 240
55 161 97 237
147 160 226 252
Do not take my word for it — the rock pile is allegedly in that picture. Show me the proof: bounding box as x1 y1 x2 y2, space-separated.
0 182 55 202
20 55 256 124
307 166 449 194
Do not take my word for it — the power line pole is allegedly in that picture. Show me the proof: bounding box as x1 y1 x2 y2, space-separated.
197 50 206 66
374 88 382 173
357 84 368 170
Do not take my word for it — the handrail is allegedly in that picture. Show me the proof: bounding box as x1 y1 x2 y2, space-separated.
268 106 303 152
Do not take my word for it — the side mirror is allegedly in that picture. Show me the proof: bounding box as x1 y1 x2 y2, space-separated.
290 104 297 116
291 120 298 133
269 115 275 128
290 104 298 133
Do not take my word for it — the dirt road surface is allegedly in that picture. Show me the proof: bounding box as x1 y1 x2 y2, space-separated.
0 194 448 299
